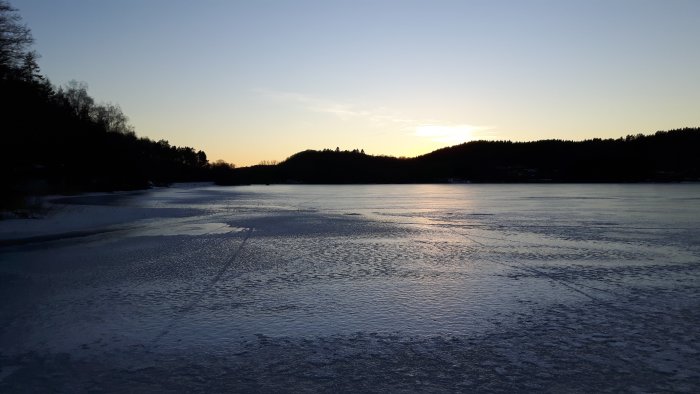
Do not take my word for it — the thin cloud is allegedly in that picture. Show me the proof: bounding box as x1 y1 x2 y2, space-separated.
256 89 418 125
256 89 495 142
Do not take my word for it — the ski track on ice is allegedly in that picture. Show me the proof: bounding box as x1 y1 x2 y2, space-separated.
151 227 254 344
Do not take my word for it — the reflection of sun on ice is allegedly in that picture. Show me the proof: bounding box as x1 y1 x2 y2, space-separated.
415 124 489 145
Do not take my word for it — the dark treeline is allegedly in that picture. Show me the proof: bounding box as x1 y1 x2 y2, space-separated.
224 128 700 185
417 130 700 182
1 1 234 209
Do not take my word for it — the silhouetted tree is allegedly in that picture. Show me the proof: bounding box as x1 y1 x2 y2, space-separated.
0 0 33 75
57 80 94 120
91 102 134 135
18 50 40 81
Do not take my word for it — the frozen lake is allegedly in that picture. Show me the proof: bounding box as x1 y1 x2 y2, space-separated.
1 183 699 392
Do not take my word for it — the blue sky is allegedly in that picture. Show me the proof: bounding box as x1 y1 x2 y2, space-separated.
14 0 700 166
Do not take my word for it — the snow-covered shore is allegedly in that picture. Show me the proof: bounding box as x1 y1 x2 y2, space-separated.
0 185 212 244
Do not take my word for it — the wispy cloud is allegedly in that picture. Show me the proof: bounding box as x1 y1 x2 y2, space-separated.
257 89 417 126
256 89 495 143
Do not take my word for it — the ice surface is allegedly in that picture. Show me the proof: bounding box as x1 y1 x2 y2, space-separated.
1 183 699 392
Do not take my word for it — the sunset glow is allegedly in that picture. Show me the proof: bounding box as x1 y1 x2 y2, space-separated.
414 124 492 145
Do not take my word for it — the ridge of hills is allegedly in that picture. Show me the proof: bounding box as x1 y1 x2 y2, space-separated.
224 128 700 185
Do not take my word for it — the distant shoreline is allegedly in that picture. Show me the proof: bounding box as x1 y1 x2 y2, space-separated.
222 129 700 185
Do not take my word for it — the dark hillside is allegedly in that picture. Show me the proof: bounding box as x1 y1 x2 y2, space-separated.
417 129 700 182
224 128 700 185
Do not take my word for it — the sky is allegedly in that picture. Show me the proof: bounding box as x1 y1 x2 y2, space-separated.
13 0 700 166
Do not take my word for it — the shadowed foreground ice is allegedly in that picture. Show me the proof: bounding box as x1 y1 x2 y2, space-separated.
1 184 699 392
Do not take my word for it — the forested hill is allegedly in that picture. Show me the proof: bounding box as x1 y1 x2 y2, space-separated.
1 1 235 209
415 129 700 182
226 128 700 185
